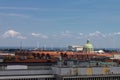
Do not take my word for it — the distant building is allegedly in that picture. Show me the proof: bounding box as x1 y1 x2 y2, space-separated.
111 54 120 59
68 40 94 53
94 50 105 54
68 45 83 51
83 40 94 53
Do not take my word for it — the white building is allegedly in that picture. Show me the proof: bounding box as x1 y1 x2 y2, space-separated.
111 54 120 59
94 50 105 54
68 45 83 51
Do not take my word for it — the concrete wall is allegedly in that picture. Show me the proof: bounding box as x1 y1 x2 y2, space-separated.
52 66 120 76
0 70 52 76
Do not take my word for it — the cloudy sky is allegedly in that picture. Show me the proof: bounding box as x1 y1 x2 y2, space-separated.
0 0 120 48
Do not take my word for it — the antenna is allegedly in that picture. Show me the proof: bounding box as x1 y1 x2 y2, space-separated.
37 42 40 50
37 42 39 49
20 41 22 51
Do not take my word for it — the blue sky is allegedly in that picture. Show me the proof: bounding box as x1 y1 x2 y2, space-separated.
0 0 120 48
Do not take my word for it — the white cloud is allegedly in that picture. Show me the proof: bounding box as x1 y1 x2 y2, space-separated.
61 31 73 37
2 29 26 39
78 33 83 36
17 36 27 39
75 33 84 39
114 32 120 35
3 30 20 38
31 33 48 39
87 31 106 38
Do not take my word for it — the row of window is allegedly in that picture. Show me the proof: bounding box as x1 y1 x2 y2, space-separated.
63 76 120 80
2 78 56 80
1 76 120 80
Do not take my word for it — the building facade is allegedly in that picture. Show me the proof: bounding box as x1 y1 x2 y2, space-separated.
0 61 120 80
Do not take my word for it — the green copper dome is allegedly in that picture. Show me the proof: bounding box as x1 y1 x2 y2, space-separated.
83 40 94 53
84 40 93 49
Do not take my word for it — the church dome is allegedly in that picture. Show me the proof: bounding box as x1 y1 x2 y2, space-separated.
83 40 94 53
84 40 93 49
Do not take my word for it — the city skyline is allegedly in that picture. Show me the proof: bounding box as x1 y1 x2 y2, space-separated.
0 0 120 48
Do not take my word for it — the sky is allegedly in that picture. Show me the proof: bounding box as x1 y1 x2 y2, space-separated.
0 0 120 48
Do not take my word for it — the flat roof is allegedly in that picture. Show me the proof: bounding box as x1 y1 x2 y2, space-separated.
0 62 56 66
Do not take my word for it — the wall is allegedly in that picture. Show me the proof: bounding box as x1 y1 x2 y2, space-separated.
52 66 120 76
